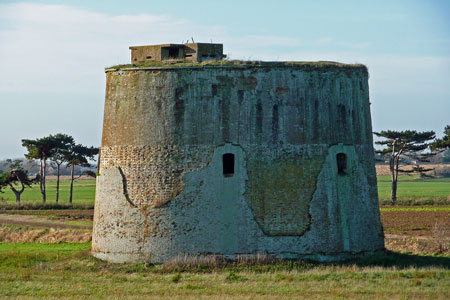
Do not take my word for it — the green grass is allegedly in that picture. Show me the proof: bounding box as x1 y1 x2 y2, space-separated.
0 180 96 205
377 176 450 202
0 243 449 299
107 59 367 71
2 175 450 208
380 206 450 212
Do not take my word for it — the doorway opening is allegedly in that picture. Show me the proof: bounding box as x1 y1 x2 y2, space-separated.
223 153 235 177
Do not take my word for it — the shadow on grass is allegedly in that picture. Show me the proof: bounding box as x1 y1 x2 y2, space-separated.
1 244 449 274
353 250 450 268
136 250 450 274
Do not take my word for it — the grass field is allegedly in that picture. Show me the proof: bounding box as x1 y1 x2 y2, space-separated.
0 243 449 299
377 176 450 203
2 176 450 207
0 176 449 299
0 180 96 205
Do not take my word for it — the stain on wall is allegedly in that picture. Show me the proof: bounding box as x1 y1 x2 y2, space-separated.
92 63 384 263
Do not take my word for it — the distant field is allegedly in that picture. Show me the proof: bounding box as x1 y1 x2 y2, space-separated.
376 164 450 176
0 180 96 205
2 176 450 206
377 176 450 203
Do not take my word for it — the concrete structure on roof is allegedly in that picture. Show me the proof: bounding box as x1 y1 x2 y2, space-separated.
91 44 384 263
129 43 224 63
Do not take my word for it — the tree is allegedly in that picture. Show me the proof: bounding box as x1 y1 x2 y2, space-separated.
65 144 98 203
374 130 436 205
0 160 36 204
22 136 59 203
49 134 75 203
0 171 6 194
432 125 450 152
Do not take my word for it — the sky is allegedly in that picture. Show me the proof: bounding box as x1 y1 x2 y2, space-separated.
0 0 449 159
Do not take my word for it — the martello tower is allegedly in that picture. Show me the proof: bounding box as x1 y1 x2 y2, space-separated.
92 43 384 263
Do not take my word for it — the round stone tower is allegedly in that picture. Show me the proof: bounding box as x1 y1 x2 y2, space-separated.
92 61 384 263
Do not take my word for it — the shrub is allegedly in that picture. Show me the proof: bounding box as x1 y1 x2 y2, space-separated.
430 166 450 178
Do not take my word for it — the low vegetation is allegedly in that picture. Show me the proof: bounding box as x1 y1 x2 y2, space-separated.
0 179 96 206
377 176 450 205
0 174 448 298
2 175 450 207
0 243 449 299
107 59 367 72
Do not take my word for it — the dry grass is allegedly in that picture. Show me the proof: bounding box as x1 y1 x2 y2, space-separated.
432 221 450 254
375 164 450 176
1 244 449 300
0 225 91 243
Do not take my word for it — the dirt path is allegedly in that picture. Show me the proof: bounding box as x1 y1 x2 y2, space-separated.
0 214 91 229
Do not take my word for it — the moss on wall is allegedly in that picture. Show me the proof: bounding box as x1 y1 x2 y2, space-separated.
106 60 367 75
246 153 326 236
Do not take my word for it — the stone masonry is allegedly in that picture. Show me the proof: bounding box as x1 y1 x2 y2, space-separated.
92 58 385 263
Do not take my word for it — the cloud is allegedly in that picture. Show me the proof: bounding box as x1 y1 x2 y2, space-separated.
0 3 225 93
0 2 449 157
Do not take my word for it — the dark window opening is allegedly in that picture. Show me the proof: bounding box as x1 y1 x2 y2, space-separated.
185 54 193 57
146 56 152 59
211 84 218 96
168 48 179 59
134 58 137 61
223 153 235 177
338 104 347 125
337 153 347 175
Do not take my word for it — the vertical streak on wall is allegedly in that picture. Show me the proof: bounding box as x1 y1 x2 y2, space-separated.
94 64 384 263
220 147 240 252
336 156 351 252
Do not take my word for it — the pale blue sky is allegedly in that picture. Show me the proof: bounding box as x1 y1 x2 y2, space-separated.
0 0 449 158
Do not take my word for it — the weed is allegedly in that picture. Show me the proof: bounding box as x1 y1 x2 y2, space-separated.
275 273 294 281
0 244 449 299
185 283 203 290
225 271 247 282
170 272 182 283
432 221 450 254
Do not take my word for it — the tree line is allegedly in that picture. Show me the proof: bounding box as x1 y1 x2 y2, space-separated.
375 125 450 205
1 126 449 206
0 134 98 204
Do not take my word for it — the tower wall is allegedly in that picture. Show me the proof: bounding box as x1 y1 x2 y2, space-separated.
92 64 384 263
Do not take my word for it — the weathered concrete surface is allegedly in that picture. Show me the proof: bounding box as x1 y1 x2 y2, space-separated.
92 64 384 263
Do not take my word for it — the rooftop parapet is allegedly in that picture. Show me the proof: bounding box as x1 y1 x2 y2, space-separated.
129 43 225 63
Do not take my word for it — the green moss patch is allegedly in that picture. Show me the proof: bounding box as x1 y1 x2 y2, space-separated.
106 59 367 73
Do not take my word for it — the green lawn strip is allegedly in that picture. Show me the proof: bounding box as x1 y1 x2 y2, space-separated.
2 176 450 206
0 180 96 205
377 175 450 182
24 215 93 227
0 242 90 271
0 242 90 253
0 243 449 299
377 175 421 182
377 179 450 201
380 206 450 212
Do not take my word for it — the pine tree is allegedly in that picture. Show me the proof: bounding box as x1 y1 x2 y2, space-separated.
374 130 436 205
